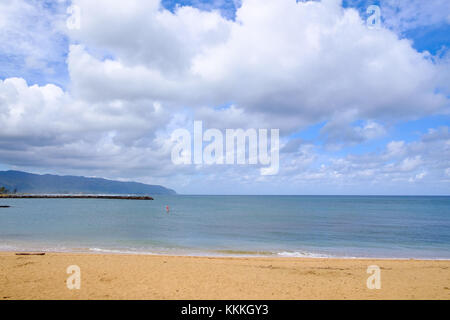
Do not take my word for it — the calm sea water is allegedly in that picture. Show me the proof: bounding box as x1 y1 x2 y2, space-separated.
0 196 449 259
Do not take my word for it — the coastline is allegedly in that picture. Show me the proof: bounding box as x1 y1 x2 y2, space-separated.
2 246 450 260
1 251 449 299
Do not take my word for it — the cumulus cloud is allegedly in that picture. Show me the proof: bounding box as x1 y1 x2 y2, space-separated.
67 0 448 131
0 0 449 193
0 76 174 182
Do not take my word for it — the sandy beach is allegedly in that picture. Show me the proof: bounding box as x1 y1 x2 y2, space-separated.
0 251 449 300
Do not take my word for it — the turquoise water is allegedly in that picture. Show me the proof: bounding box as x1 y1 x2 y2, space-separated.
0 196 449 259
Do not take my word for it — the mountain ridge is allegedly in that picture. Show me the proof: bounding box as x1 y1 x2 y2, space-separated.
0 170 176 195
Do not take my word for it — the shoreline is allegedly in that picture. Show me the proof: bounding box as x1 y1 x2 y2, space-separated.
1 251 449 299
1 247 449 261
4 250 450 261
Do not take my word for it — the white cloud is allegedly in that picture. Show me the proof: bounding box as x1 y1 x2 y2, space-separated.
344 0 450 33
409 171 427 183
0 0 449 194
399 156 422 172
385 141 406 158
321 116 386 148
66 0 448 133
0 0 68 83
380 0 450 32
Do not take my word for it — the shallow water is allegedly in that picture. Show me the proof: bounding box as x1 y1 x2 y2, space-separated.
0 195 449 259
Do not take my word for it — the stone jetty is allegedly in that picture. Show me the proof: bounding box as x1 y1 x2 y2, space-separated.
0 195 153 200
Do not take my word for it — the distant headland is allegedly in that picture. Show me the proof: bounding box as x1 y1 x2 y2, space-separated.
0 170 176 196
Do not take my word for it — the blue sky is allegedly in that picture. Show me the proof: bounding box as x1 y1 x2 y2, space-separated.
0 0 449 194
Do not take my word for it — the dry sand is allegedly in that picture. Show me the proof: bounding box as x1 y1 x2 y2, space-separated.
0 251 449 300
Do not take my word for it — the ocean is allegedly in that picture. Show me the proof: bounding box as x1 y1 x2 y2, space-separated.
0 195 449 259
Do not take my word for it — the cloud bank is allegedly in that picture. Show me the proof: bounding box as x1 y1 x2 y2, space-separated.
0 0 448 194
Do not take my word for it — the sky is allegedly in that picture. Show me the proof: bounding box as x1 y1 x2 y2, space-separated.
0 0 449 195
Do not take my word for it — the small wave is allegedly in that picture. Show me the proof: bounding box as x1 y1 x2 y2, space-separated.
0 244 18 251
215 249 273 256
276 251 335 258
89 247 158 255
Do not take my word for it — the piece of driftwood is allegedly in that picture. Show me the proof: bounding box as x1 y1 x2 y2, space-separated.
15 253 46 256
